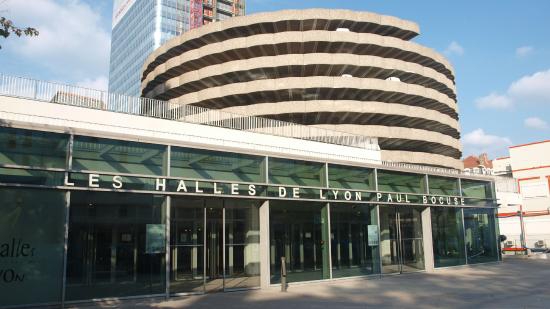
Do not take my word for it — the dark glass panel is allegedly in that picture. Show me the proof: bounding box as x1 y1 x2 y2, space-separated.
330 204 379 278
464 208 498 264
0 188 65 307
461 179 494 199
224 199 261 289
268 157 324 187
171 147 263 183
66 192 166 300
0 127 67 168
377 170 426 194
0 167 65 186
328 164 374 190
269 201 329 283
72 136 166 175
431 207 466 267
170 198 205 294
429 176 459 196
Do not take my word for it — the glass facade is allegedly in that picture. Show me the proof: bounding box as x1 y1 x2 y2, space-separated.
0 126 500 307
66 191 166 300
109 0 246 96
269 201 330 283
431 207 466 267
0 188 66 307
169 197 261 293
464 208 499 264
330 204 379 278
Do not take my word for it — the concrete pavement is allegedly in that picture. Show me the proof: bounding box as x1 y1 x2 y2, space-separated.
68 258 550 309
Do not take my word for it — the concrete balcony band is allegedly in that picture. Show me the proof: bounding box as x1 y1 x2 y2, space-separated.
141 9 423 78
142 31 455 93
143 54 457 100
141 9 462 169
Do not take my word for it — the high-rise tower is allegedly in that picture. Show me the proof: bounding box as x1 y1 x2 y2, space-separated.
108 0 245 96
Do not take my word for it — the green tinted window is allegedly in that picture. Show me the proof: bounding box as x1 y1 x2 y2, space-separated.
0 188 66 307
0 167 65 186
72 136 166 175
431 207 466 267
377 170 426 194
461 179 494 199
171 147 263 182
268 157 324 187
328 164 374 190
464 208 498 264
429 176 460 196
0 127 67 168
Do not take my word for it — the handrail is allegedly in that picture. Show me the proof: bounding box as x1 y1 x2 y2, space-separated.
0 73 499 178
0 73 378 149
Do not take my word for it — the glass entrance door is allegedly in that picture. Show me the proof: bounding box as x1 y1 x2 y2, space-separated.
380 206 425 274
170 197 260 294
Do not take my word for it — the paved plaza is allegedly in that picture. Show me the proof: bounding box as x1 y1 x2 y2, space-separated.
67 257 550 309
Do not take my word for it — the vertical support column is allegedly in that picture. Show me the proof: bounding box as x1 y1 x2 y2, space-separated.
61 133 74 308
60 191 71 309
458 178 469 264
165 145 171 298
374 168 383 276
165 196 171 297
322 202 331 279
421 207 434 272
259 200 270 289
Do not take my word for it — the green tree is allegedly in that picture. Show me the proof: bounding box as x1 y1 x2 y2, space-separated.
0 16 38 49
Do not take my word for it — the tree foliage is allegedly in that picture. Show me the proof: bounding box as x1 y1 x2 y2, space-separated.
0 17 39 49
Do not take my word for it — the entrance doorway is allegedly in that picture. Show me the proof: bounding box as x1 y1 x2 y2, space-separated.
169 198 260 294
380 206 425 274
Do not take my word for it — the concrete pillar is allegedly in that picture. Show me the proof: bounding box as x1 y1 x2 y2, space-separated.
421 207 435 272
259 200 270 289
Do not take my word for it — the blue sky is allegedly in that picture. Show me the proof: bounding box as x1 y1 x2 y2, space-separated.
1 0 549 159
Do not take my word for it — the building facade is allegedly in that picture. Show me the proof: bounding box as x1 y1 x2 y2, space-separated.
0 74 499 308
109 0 246 96
494 141 550 249
140 9 461 169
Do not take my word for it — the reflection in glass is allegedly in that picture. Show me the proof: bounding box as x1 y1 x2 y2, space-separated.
328 164 374 190
461 179 494 199
72 136 166 175
269 201 329 283
0 127 68 168
330 204 379 278
377 170 426 194
464 208 498 264
429 176 460 196
380 206 424 274
431 207 466 267
268 157 324 187
66 192 166 300
224 200 260 289
170 198 205 294
170 198 261 293
171 147 264 183
0 188 66 307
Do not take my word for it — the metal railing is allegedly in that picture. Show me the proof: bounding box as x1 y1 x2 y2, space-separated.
0 73 497 178
0 74 378 149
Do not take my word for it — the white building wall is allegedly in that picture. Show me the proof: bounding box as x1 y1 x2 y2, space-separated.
497 141 550 249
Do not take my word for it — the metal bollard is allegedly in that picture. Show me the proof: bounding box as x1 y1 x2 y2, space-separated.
281 256 287 292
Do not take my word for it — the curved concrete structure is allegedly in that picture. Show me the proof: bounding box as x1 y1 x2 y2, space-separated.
141 9 462 169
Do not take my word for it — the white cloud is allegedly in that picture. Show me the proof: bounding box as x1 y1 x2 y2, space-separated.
462 129 512 157
524 117 548 130
444 41 464 56
508 69 550 104
475 93 513 110
516 46 534 57
475 69 550 110
76 76 108 91
4 0 110 82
